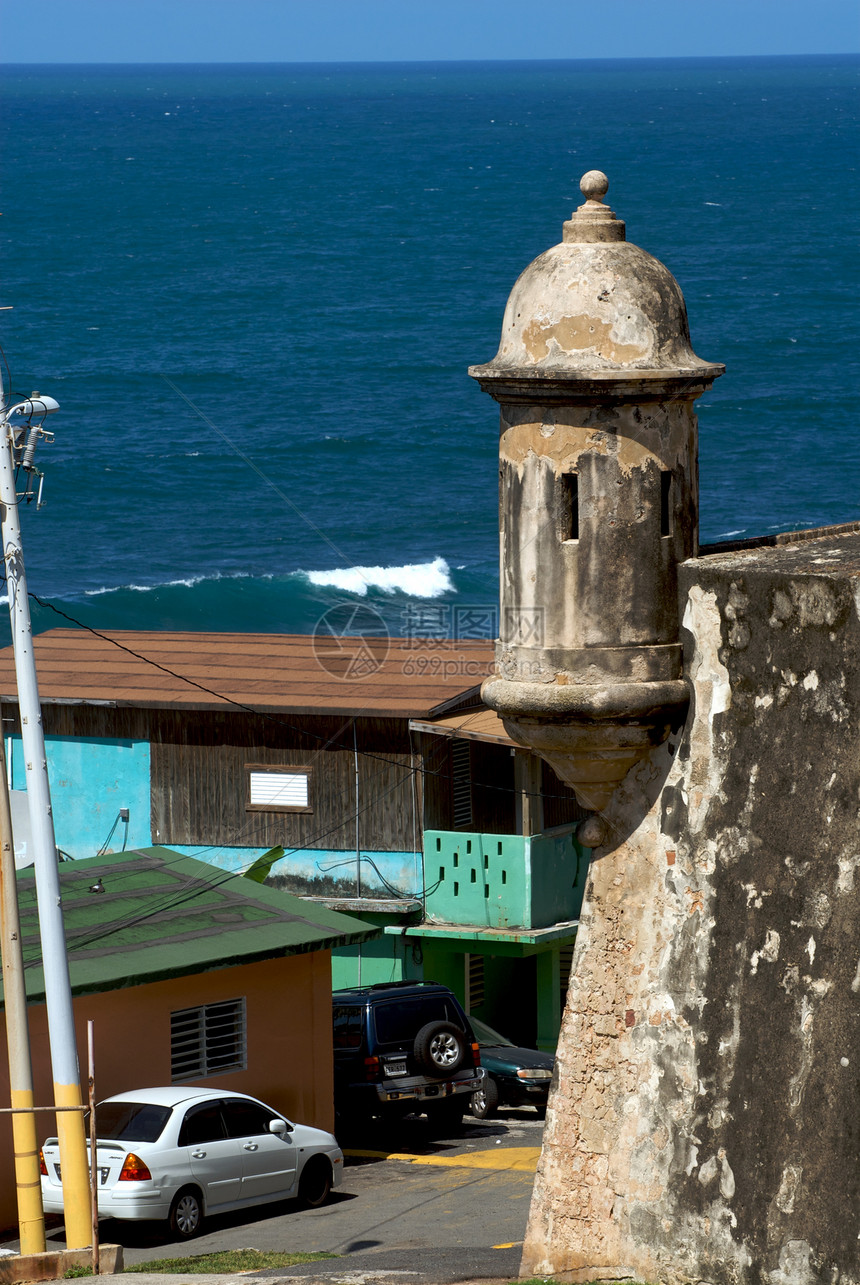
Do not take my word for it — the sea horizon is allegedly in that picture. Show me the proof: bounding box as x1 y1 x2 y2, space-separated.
0 53 857 642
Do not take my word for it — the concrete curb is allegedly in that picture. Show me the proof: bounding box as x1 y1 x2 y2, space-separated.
0 1246 123 1283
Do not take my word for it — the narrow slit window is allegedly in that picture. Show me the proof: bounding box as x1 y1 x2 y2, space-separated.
470 869 477 883
562 472 579 542
439 867 445 881
453 881 459 897
452 739 473 829
465 954 485 1012
660 471 672 537
559 946 575 1013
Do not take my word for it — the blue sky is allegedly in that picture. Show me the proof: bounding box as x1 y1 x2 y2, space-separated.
4 0 859 62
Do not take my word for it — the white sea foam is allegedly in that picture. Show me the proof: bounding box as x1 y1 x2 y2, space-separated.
83 571 260 597
85 576 209 595
306 557 453 599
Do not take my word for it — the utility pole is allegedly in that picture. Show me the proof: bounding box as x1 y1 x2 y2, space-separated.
0 735 45 1253
0 381 91 1249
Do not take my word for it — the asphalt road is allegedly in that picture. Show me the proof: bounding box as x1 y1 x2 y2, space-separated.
21 1108 545 1285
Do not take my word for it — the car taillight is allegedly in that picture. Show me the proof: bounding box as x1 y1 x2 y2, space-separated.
364 1055 381 1082
39 1149 47 1176
118 1153 152 1182
471 1042 481 1068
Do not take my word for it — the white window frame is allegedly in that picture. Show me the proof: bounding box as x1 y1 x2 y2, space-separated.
245 763 313 814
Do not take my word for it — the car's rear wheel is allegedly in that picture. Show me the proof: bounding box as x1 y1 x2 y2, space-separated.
297 1156 333 1208
413 1021 467 1077
470 1076 500 1120
168 1187 203 1239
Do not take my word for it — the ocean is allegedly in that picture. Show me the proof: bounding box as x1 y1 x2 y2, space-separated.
0 55 857 643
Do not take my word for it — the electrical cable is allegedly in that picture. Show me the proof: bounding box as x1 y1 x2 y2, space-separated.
24 590 580 806
46 760 419 961
8 587 589 958
95 813 122 858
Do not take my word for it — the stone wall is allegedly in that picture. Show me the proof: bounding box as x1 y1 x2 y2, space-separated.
522 529 860 1284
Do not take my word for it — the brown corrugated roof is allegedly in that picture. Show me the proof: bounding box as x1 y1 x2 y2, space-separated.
0 629 495 718
409 706 516 748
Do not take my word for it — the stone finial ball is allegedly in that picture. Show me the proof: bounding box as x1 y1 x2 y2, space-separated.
580 170 610 202
577 814 609 849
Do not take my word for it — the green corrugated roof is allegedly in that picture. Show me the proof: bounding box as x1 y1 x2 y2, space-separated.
8 847 380 1003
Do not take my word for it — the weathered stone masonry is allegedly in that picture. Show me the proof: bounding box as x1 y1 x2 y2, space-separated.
522 529 860 1283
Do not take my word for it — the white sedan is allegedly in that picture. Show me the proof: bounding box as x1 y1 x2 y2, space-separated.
40 1086 344 1238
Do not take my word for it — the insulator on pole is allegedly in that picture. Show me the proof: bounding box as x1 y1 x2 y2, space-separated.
21 428 39 472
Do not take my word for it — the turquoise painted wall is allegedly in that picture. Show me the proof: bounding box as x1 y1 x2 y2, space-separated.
168 845 422 894
9 734 152 860
419 939 465 995
331 913 424 991
527 826 590 928
424 831 527 927
423 826 589 929
11 734 423 898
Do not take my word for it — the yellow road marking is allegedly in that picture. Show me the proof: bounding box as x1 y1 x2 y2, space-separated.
344 1146 540 1172
493 1242 522 1249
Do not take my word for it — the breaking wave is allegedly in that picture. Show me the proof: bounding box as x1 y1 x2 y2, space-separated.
304 557 454 599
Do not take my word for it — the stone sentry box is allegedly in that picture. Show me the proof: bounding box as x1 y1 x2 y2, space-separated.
471 171 723 831
472 172 860 1283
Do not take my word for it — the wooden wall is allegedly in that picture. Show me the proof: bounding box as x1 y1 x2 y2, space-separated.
470 740 516 834
541 759 588 829
25 705 419 854
151 739 417 851
2 701 585 852
414 731 454 832
413 729 584 835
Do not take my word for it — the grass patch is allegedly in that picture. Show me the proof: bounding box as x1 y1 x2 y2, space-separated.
124 1249 336 1274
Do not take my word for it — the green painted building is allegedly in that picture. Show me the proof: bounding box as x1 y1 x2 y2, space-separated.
324 700 591 1052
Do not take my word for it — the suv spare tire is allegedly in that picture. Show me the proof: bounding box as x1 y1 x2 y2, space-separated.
413 1021 467 1077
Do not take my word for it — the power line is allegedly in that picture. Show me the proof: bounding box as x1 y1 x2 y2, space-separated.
24 590 583 805
25 760 420 963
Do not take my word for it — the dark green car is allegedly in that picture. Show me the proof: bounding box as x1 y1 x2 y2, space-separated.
468 1017 554 1120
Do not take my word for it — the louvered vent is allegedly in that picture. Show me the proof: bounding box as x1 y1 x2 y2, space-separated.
465 953 485 1012
249 770 309 808
451 739 472 828
170 999 246 1082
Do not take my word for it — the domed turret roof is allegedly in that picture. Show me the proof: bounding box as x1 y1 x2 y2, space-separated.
471 171 723 388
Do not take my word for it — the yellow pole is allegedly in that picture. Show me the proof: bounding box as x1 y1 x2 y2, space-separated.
52 1083 91 1247
0 738 46 1253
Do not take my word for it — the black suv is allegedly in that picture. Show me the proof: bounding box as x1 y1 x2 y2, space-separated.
332 981 485 1131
